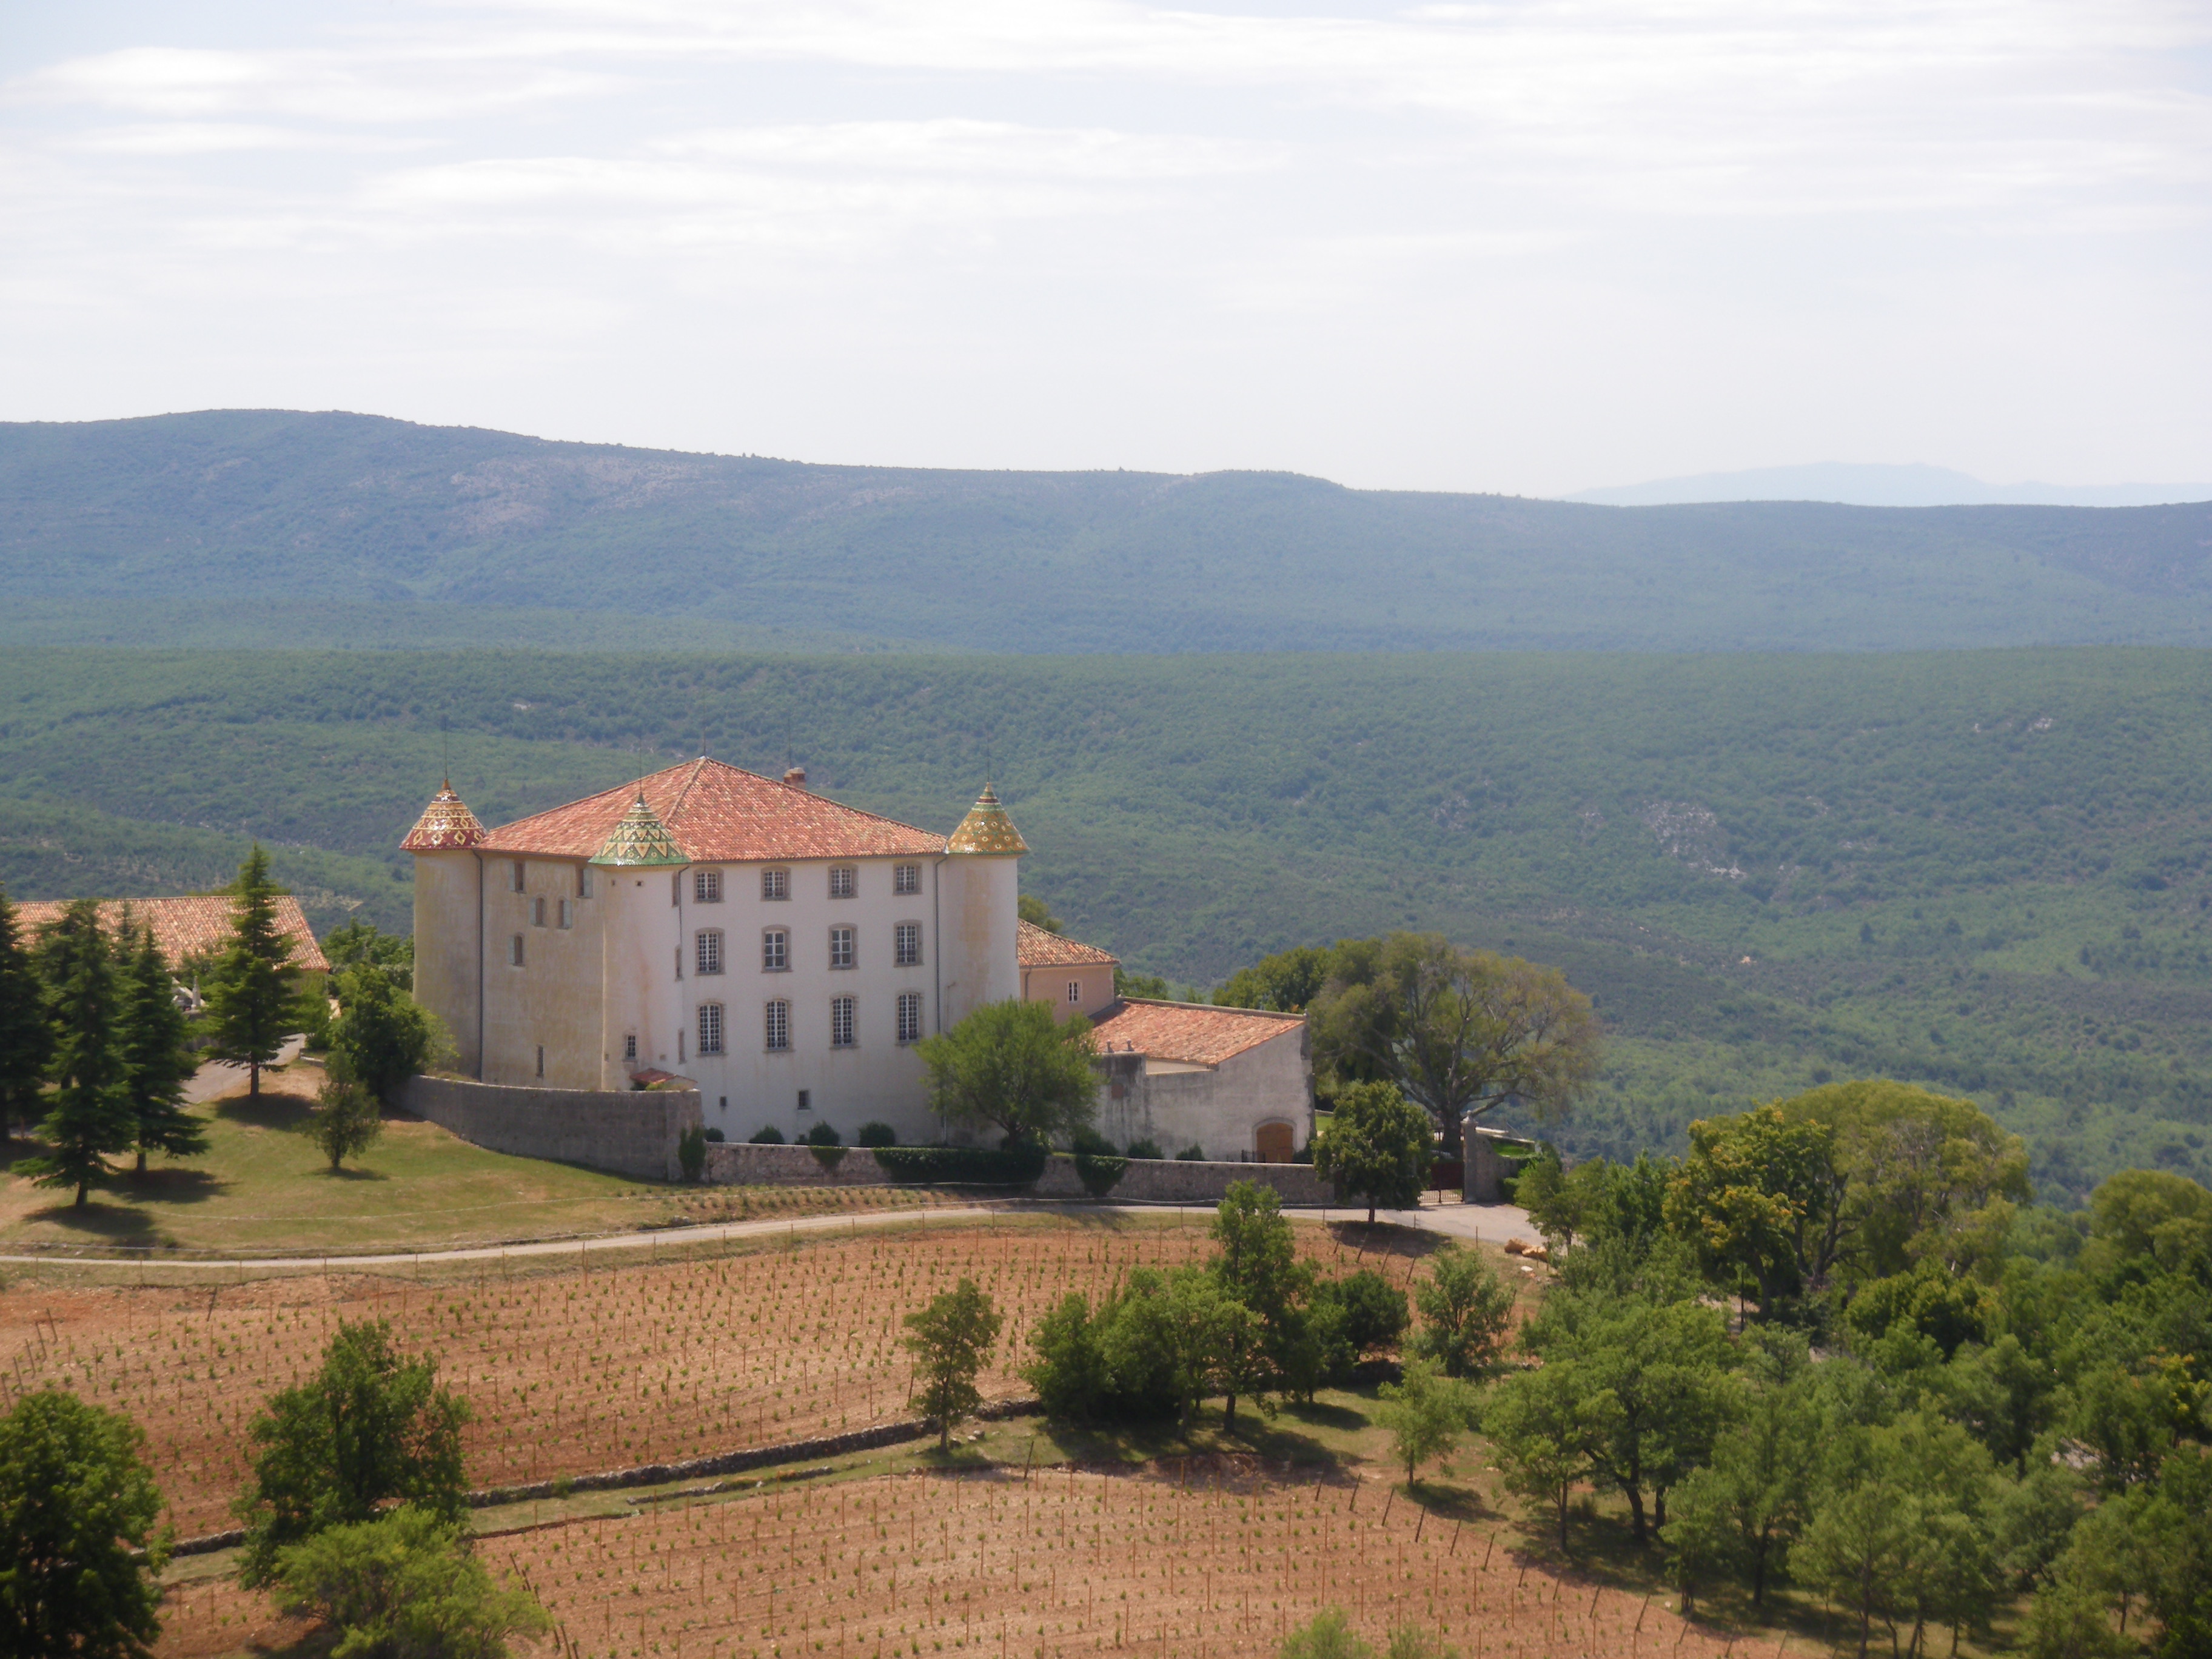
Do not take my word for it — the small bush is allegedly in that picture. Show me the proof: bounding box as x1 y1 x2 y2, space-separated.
677 1125 706 1183
749 1126 785 1145
1070 1130 1129 1198
703 1125 725 1143
1175 1144 1206 1161
857 1121 897 1147
804 1122 847 1170
1124 1138 1164 1161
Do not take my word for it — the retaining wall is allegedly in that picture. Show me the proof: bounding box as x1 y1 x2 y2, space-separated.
400 1075 700 1182
703 1141 1335 1205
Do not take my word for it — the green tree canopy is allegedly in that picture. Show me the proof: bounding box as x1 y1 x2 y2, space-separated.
329 965 441 1104
309 1059 383 1173
1016 894 1062 933
204 845 302 1099
1312 1080 1432 1225
1310 933 1599 1155
235 1319 471 1586
916 999 1096 1147
114 920 206 1175
903 1279 1003 1450
320 917 414 993
1212 942 1344 1014
19 900 133 1207
0 883 50 1143
0 1390 170 1659
273 1504 548 1659
1409 1242 1517 1379
1373 1356 1476 1488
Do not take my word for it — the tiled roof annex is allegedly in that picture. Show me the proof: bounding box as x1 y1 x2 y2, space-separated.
13 896 330 975
476 758 948 863
1087 998 1304 1068
1016 919 1119 969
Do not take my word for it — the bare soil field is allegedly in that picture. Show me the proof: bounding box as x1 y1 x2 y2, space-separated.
152 1458 1769 1659
1 1216 1490 1539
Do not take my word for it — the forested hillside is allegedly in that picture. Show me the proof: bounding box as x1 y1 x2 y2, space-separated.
3 646 2208 1199
5 411 2211 653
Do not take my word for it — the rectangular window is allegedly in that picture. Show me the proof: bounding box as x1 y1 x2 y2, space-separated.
894 922 922 967
578 865 593 899
623 1033 637 1061
530 896 546 927
762 868 789 901
695 870 722 903
509 934 525 968
535 1044 544 1078
1067 980 1081 1004
698 1003 725 1055
696 930 723 975
894 863 920 896
762 928 788 971
511 860 526 893
830 996 855 1048
678 1028 686 1063
829 925 854 970
558 899 574 930
764 1000 789 1051
671 872 681 906
828 866 856 899
896 991 923 1044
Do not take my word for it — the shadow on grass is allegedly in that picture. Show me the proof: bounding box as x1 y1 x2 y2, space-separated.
19 1197 176 1248
1034 1404 1361 1479
317 1164 389 1182
123 1165 226 1205
1324 1219 1454 1262
1278 1398 1367 1433
215 1091 318 1131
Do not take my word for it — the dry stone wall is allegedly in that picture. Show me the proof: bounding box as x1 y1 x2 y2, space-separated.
400 1075 700 1182
703 1141 1334 1205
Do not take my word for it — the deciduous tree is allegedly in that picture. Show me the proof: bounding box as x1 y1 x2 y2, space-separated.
1311 933 1598 1155
273 1505 548 1659
904 1279 1002 1450
916 1000 1096 1147
1373 1357 1475 1488
1409 1243 1516 1379
1312 1080 1431 1225
309 1059 383 1173
0 1390 170 1659
236 1320 471 1586
329 965 442 1104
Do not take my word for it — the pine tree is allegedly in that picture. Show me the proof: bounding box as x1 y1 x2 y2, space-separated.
206 845 298 1099
116 918 208 1174
0 883 52 1143
20 900 133 1207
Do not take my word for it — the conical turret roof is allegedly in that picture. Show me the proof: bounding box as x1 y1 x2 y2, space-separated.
589 791 688 866
400 779 487 851
947 783 1028 856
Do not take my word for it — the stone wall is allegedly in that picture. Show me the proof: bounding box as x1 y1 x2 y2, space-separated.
401 1075 700 1182
702 1141 1335 1205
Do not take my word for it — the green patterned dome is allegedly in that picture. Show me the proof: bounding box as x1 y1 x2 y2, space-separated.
947 783 1028 856
589 792 688 866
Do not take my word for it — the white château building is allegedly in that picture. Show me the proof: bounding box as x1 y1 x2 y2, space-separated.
403 759 1312 1153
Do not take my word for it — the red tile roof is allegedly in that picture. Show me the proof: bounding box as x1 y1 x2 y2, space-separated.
1016 919 1118 968
472 758 948 863
1088 998 1304 1068
13 896 329 975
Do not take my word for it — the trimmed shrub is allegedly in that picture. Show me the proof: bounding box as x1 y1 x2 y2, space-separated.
703 1125 725 1143
749 1126 785 1145
871 1145 1049 1187
1175 1145 1207 1161
804 1121 847 1170
1071 1128 1128 1198
857 1121 897 1148
677 1125 706 1183
1124 1138 1164 1161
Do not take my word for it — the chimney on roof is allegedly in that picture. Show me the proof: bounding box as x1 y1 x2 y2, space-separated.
783 766 807 788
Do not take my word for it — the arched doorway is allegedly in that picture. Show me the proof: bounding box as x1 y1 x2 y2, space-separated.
1255 1121 1295 1164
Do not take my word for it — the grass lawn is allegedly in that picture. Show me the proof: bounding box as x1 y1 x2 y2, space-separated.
0 1061 915 1256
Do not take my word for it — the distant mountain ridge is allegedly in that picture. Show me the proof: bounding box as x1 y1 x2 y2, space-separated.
1568 461 2212 509
5 409 2212 652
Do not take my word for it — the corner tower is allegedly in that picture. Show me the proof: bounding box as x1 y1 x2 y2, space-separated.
939 783 1026 1027
401 779 488 1075
590 791 689 1088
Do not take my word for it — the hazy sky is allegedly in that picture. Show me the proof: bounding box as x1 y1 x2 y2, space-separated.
4 1 2207 495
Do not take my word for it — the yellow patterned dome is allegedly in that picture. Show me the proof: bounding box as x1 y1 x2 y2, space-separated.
947 783 1028 856
589 792 688 866
400 779 487 851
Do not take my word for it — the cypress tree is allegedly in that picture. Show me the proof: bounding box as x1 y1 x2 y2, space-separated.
21 900 132 1207
116 917 208 1174
206 846 297 1099
0 883 51 1144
